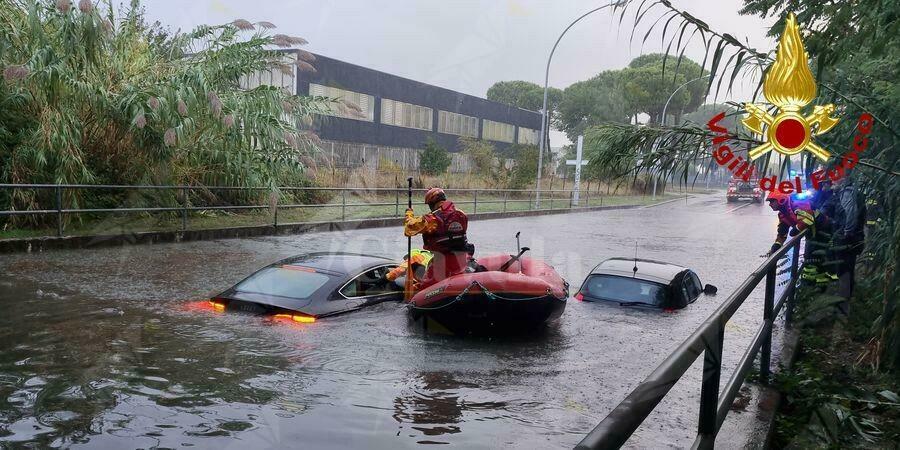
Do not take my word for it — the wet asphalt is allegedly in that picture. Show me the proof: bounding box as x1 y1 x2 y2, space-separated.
0 193 791 449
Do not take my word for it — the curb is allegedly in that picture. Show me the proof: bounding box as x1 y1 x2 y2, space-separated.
640 195 692 208
0 199 686 254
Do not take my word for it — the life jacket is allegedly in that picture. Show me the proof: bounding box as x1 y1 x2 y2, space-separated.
422 201 468 253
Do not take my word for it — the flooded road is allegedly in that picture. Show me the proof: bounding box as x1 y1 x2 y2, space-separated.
0 193 791 448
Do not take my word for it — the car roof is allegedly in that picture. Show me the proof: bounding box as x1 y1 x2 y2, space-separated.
277 252 394 275
590 257 688 284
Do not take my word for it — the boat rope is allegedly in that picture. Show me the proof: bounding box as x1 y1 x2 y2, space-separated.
409 279 562 312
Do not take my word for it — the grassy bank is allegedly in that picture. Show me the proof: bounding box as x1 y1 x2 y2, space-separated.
772 284 900 448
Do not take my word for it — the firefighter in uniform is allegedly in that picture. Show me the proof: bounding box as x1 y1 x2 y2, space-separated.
765 191 816 256
386 249 433 288
829 176 866 314
403 188 469 290
804 178 839 285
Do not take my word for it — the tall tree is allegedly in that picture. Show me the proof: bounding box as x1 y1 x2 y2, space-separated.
486 80 561 113
626 53 706 124
554 54 706 142
486 80 562 173
556 70 631 140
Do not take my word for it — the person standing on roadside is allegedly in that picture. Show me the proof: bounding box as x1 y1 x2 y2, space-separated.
829 174 866 315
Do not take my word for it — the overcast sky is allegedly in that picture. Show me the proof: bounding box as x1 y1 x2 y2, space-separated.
141 0 778 145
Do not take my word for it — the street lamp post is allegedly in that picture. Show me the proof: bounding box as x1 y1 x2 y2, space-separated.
535 1 623 208
651 74 711 198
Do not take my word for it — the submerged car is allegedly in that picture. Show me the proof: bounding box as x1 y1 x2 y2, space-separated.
726 178 763 203
209 252 403 322
574 258 717 310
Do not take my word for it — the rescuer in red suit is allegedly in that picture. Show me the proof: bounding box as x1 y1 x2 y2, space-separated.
403 188 469 290
765 190 815 255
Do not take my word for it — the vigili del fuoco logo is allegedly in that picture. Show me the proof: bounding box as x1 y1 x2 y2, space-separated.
706 13 873 194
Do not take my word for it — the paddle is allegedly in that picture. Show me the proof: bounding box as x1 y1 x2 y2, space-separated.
404 177 414 301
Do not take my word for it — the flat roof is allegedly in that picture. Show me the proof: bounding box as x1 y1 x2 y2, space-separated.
283 49 541 115
591 257 687 284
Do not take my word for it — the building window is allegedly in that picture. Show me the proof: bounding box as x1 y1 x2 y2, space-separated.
438 110 478 137
381 99 433 131
518 127 538 145
309 83 375 122
482 119 515 143
239 53 297 95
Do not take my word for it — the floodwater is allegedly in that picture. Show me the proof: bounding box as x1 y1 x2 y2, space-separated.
0 193 792 448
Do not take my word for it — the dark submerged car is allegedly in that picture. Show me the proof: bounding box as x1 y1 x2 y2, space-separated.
210 252 403 321
574 258 717 310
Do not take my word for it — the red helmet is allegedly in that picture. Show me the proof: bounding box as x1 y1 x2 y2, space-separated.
766 191 791 206
424 187 446 206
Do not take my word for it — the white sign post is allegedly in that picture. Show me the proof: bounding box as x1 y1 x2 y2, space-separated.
566 135 589 206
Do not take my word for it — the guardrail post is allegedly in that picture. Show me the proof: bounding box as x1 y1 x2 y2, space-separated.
760 264 776 382
786 242 801 326
341 189 346 221
697 320 725 446
473 191 478 214
181 187 188 232
55 184 63 237
272 191 278 228
503 191 508 213
395 188 399 216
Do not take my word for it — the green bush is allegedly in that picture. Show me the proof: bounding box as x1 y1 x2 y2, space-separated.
459 137 497 178
509 144 538 188
419 139 451 175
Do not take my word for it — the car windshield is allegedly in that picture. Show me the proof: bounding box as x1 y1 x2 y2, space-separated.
583 275 668 307
235 265 331 299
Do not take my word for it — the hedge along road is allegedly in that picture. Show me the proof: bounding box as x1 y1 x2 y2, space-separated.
0 192 791 448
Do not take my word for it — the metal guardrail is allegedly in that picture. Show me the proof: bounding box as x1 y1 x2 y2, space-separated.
576 229 806 449
0 183 620 238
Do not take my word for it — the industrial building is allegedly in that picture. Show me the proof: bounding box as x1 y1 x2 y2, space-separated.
241 50 542 172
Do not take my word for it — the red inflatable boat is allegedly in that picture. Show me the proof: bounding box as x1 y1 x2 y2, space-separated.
408 254 568 334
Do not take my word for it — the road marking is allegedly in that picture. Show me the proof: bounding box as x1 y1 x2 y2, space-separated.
725 202 753 214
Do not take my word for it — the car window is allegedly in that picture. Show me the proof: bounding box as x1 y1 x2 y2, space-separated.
340 265 401 298
690 272 703 293
583 275 667 306
235 265 331 299
682 271 701 301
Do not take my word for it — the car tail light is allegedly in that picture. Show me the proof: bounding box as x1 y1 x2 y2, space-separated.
273 313 316 324
574 292 584 301
208 300 226 311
